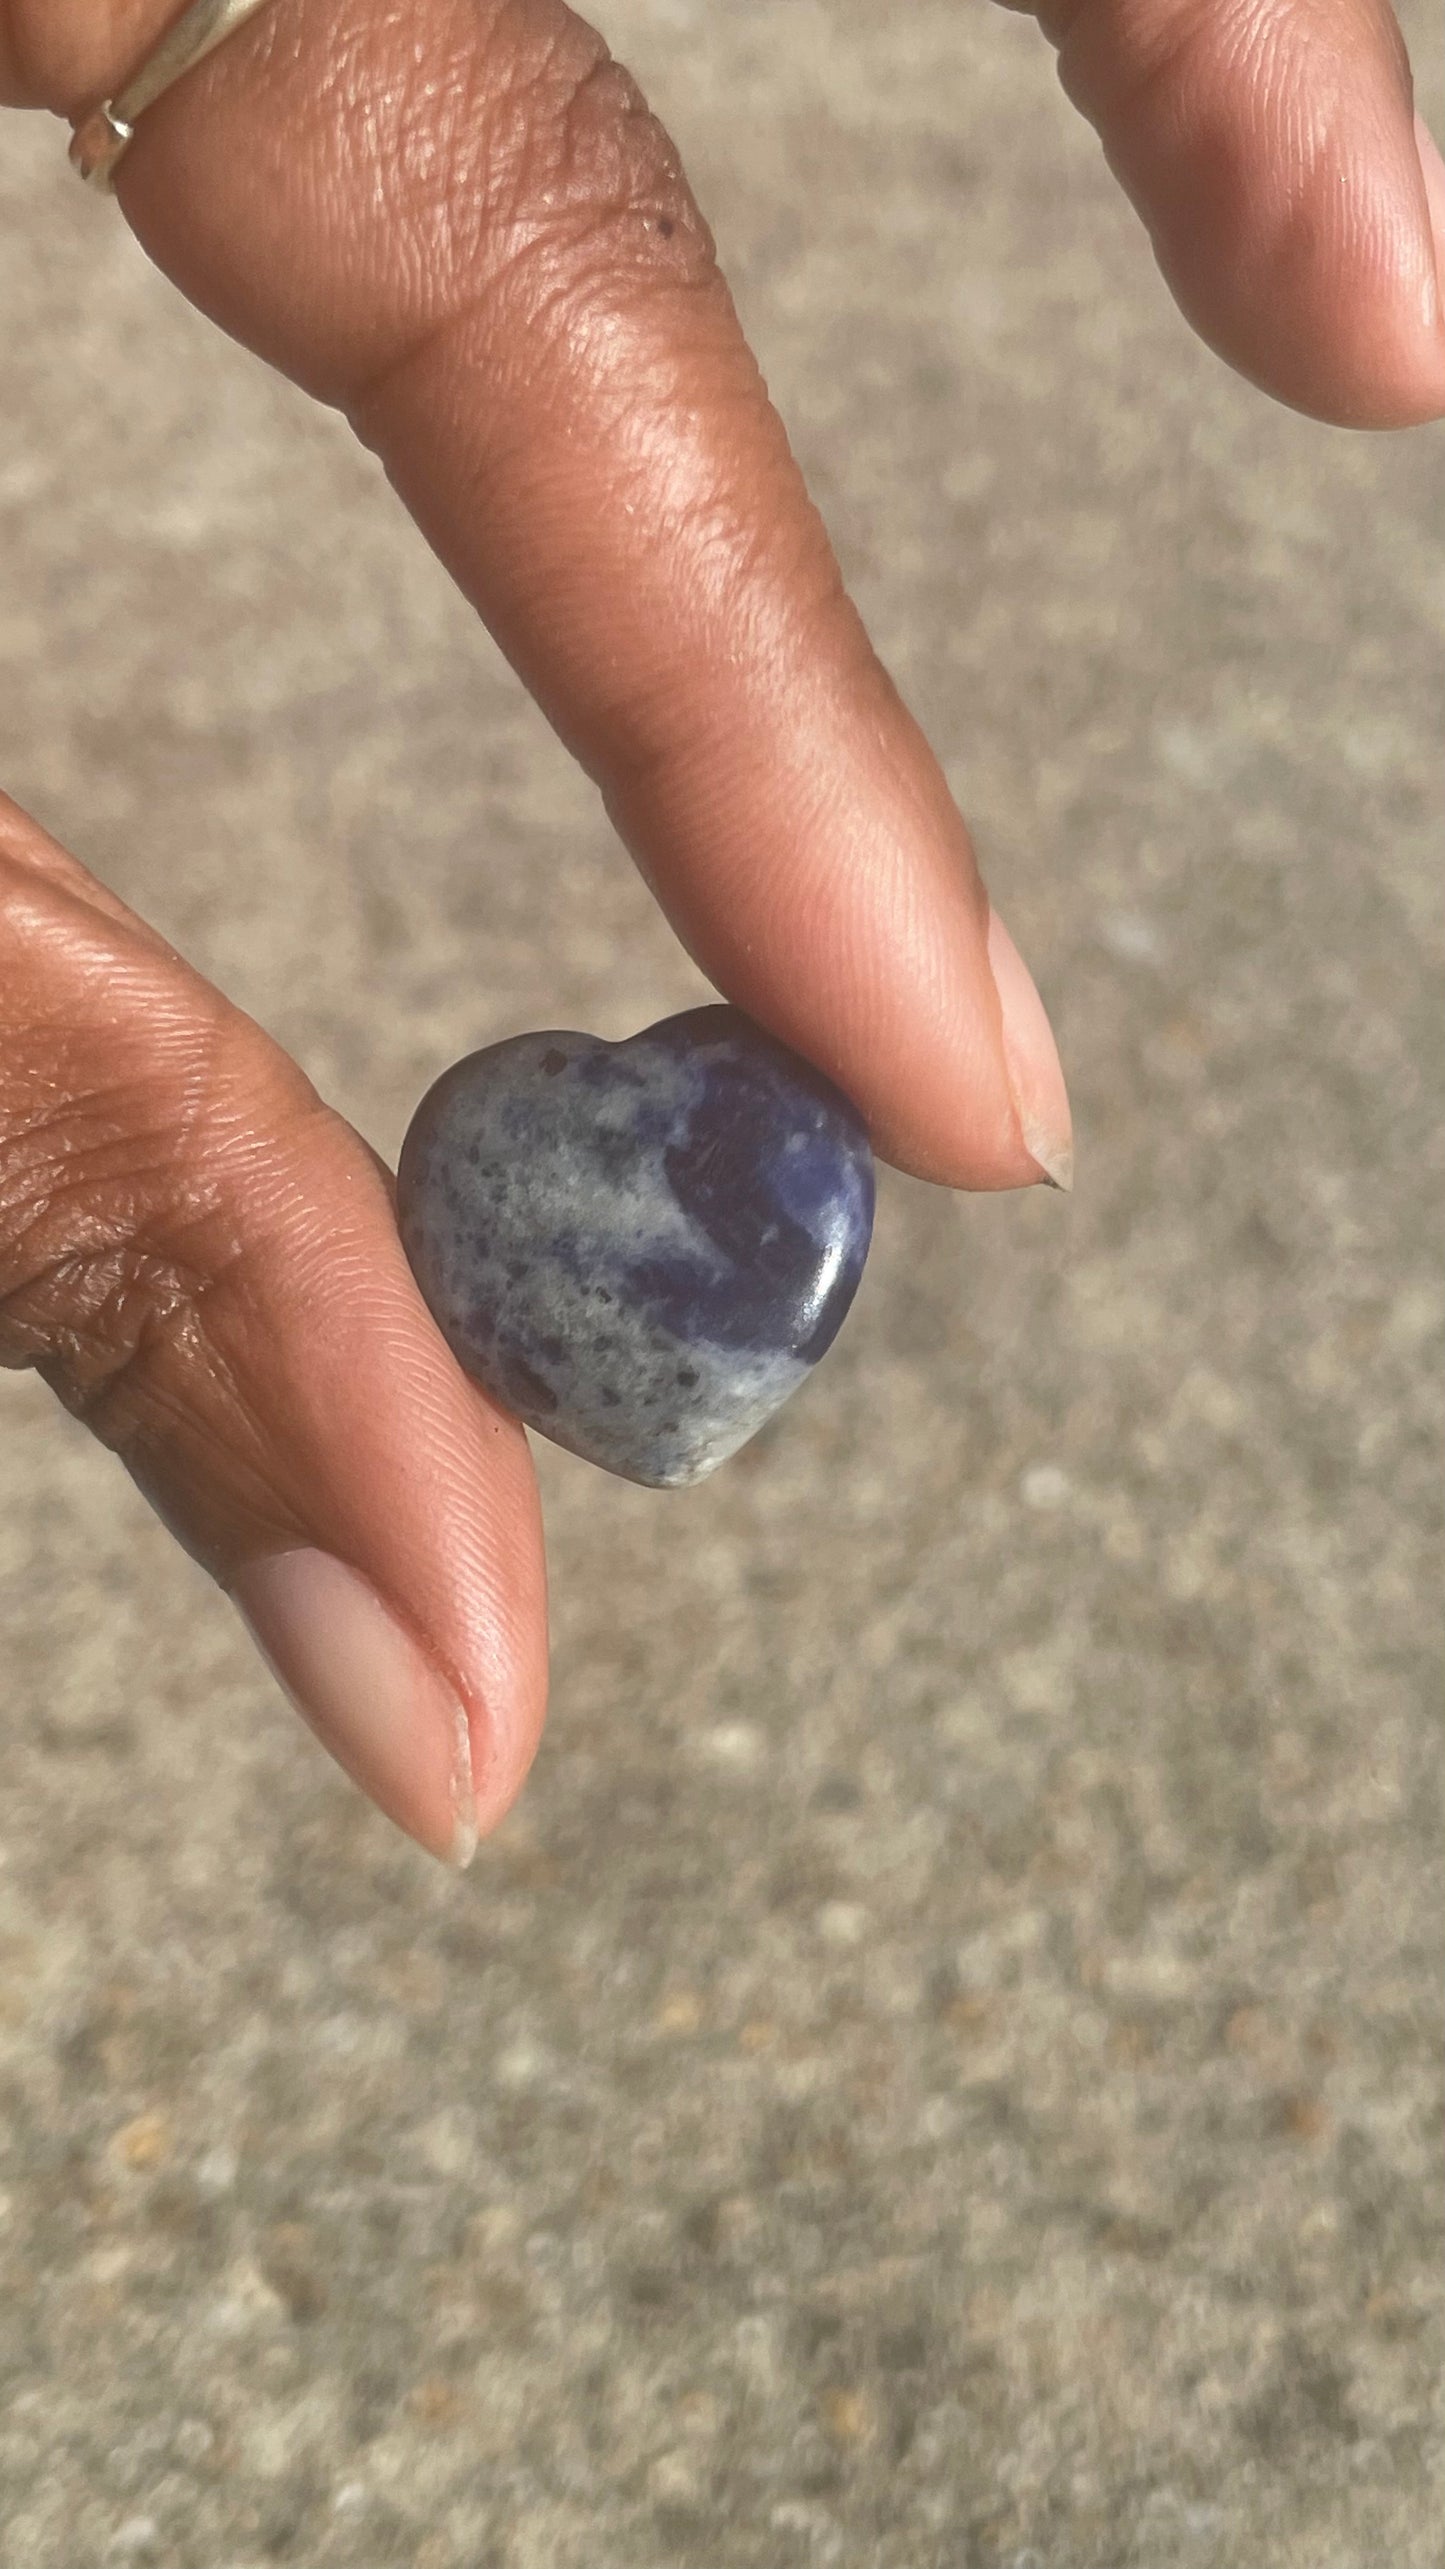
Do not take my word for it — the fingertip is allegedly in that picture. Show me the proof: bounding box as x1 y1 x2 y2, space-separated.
986 910 1075 1191
1415 112 1445 333
232 1547 480 1866
1058 0 1445 428
861 894 1074 1194
217 1172 551 1865
232 1511 548 1863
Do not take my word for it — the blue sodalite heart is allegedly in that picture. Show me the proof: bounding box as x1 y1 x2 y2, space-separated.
396 1006 875 1487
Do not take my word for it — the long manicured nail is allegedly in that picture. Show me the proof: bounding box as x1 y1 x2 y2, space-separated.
1415 114 1445 327
985 909 1074 1190
231 1550 477 1866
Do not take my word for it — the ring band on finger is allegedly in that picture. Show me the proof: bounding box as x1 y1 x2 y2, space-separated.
69 0 279 190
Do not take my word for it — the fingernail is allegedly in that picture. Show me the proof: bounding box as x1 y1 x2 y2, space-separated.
986 909 1074 1190
231 1550 478 1866
1414 114 1445 328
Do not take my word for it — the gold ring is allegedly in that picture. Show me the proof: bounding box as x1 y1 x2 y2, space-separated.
69 0 279 191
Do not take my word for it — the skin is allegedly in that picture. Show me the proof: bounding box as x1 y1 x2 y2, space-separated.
0 0 1441 1856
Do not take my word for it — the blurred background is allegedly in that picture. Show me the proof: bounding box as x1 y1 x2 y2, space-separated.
0 3 1441 2562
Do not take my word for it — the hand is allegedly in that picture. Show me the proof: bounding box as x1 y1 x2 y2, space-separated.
1 0 1439 1863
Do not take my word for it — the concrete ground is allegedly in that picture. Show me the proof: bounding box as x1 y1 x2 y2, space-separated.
0 5 1441 2563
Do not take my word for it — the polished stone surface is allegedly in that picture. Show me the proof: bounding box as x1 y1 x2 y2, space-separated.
0 11 1441 2565
397 1009 875 1486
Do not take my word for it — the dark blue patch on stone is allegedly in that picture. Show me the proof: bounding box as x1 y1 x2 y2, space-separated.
396 1006 875 1487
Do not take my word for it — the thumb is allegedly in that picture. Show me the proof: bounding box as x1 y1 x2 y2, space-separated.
0 793 547 1861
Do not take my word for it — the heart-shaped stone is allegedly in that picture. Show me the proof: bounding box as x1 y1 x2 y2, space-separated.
396 1006 875 1486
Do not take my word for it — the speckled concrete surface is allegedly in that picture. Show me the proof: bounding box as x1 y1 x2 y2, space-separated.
0 7 1441 2564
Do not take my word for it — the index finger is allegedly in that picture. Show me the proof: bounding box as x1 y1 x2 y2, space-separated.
34 0 1073 1191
